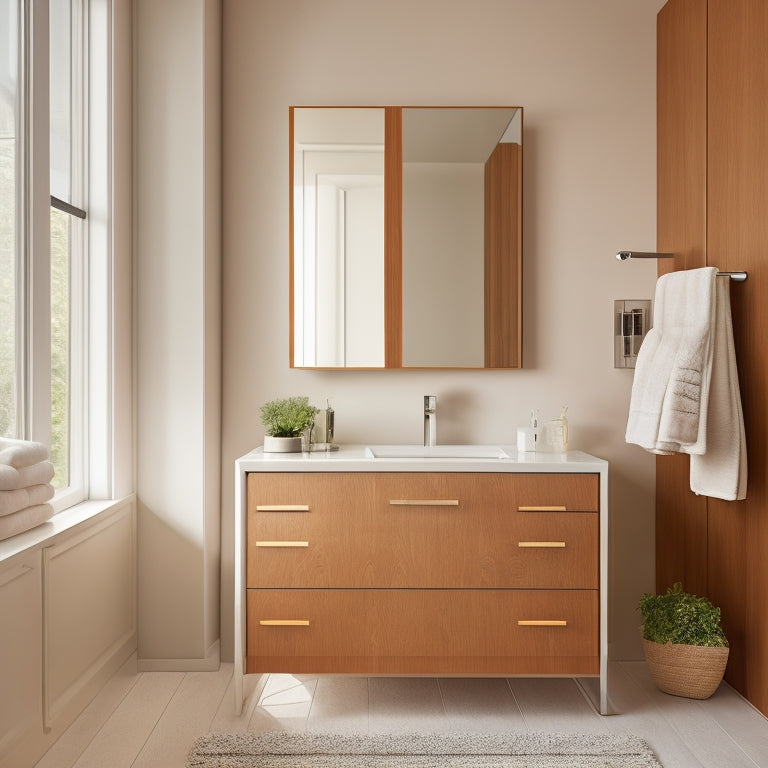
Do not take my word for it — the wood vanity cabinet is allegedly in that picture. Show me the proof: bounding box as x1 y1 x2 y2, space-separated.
245 471 600 677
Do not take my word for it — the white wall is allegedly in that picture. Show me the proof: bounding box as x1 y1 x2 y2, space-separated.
135 0 221 667
402 161 484 367
220 0 665 661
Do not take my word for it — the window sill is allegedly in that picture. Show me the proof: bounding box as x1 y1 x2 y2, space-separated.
0 495 135 564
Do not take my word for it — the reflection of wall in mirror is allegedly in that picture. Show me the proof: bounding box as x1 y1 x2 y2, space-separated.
402 162 484 367
344 183 384 366
292 108 385 367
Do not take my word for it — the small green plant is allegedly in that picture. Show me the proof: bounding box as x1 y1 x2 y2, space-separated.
638 582 728 647
259 396 318 438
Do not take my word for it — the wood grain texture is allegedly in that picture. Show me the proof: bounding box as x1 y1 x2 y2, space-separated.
707 0 768 713
656 0 768 716
248 472 598 589
288 107 296 368
655 454 708 596
246 589 598 676
484 141 522 368
655 0 708 598
384 107 403 368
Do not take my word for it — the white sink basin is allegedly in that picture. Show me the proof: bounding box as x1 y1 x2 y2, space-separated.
365 445 510 459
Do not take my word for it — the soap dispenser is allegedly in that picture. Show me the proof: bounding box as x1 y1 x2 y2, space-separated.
324 399 334 445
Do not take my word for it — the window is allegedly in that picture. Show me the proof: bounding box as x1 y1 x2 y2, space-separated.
0 0 19 445
1 0 112 511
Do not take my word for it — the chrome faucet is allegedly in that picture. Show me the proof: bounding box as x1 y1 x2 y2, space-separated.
424 395 437 447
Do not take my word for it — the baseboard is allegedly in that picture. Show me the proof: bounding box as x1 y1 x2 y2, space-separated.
137 638 220 672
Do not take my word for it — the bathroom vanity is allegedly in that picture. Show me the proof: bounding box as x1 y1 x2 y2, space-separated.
234 446 610 714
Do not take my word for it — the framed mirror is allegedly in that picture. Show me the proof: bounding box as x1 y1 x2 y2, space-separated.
290 106 522 369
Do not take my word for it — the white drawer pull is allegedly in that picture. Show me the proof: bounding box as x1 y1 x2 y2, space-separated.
259 620 310 627
518 620 568 627
389 499 459 506
518 541 566 548
255 541 309 548
256 504 310 512
518 505 567 512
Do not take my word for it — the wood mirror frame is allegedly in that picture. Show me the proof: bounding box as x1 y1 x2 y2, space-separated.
289 105 522 369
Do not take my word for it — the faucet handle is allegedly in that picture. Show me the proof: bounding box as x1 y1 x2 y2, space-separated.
424 395 436 412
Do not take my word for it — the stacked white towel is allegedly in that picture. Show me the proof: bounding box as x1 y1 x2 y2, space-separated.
626 267 747 501
0 438 55 541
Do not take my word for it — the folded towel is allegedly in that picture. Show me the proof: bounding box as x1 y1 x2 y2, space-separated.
626 267 717 454
690 278 748 500
0 438 49 469
0 460 55 491
0 483 55 517
0 503 54 542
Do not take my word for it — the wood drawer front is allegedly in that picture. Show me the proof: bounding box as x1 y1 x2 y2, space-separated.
247 472 374 589
248 472 598 589
246 589 599 676
374 473 597 589
377 472 599 513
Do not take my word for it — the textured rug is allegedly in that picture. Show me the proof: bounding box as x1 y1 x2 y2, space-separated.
187 731 663 767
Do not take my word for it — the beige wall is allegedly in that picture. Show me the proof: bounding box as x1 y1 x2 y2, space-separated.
135 0 221 667
221 0 666 661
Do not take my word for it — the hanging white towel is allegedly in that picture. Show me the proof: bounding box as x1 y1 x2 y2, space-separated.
626 267 717 454
690 278 748 500
0 438 49 469
626 267 747 501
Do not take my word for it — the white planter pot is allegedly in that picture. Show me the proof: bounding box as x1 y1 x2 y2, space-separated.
263 435 303 453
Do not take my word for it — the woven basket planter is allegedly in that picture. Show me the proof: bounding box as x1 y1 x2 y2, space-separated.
642 638 729 699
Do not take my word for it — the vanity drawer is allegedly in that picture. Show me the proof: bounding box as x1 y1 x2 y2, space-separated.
246 588 599 676
248 472 598 589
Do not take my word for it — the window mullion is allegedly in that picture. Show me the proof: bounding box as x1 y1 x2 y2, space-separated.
25 0 52 448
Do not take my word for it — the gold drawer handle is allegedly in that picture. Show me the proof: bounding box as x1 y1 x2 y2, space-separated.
255 541 309 548
256 504 310 512
389 499 459 506
259 620 310 627
518 620 568 627
518 541 566 548
518 505 567 512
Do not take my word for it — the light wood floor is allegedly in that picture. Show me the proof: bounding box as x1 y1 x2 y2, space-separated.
33 657 768 768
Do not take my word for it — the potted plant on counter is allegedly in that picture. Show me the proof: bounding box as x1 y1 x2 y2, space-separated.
259 396 318 453
638 582 729 699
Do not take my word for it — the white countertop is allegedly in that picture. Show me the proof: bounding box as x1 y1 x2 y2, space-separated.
235 444 607 474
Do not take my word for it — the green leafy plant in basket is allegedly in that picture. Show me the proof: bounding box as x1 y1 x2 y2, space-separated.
259 396 318 437
638 582 729 699
639 582 728 647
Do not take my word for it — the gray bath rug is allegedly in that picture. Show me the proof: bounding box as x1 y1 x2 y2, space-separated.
187 731 663 767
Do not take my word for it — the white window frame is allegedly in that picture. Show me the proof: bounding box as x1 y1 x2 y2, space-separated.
14 0 117 512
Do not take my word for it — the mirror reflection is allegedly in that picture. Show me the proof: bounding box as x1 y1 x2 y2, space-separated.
290 106 522 369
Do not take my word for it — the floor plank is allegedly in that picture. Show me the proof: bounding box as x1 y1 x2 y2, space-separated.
31 662 768 768
508 677 609 733
597 662 704 768
130 666 233 768
623 662 762 768
368 678 445 732
34 655 140 768
208 668 268 733
439 678 526 732
307 677 370 732
69 672 183 768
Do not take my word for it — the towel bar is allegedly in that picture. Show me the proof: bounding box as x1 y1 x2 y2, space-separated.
616 252 747 281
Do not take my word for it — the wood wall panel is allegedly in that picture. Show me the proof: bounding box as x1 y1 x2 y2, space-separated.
707 0 768 713
484 142 522 368
657 0 768 714
384 107 403 367
655 0 708 595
